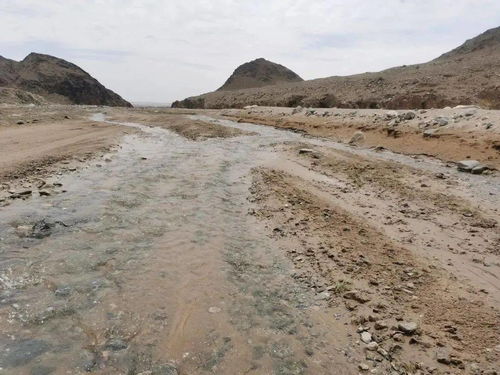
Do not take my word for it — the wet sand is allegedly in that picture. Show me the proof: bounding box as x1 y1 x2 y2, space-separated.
0 106 498 374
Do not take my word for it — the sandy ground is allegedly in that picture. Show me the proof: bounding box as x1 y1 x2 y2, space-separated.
0 106 498 374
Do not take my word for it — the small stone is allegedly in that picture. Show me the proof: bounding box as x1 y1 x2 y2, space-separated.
457 160 484 173
208 306 221 314
366 342 379 351
105 338 128 351
298 148 315 154
153 363 179 375
423 129 439 138
348 131 365 145
375 321 388 330
361 331 372 343
54 286 72 297
398 321 418 335
358 363 370 371
16 120 25 125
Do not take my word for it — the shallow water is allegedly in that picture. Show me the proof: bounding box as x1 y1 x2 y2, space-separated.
0 113 496 374
0 114 358 374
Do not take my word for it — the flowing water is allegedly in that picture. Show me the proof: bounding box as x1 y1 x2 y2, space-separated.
0 114 358 375
0 114 497 375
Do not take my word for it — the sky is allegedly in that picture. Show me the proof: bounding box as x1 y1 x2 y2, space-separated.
0 0 499 103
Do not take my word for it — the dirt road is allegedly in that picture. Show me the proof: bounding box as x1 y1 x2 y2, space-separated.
0 106 498 374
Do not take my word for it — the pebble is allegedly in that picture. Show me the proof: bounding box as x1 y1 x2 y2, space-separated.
208 306 221 314
358 363 370 371
398 321 418 334
361 331 372 343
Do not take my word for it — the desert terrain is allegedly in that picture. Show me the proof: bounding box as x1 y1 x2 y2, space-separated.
173 27 500 110
0 104 498 374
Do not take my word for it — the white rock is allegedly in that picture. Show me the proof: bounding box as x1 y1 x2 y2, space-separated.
360 331 372 343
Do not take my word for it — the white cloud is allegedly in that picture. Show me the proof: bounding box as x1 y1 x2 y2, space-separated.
0 0 499 102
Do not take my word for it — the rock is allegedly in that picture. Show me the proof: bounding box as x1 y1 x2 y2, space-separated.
208 306 221 313
484 122 494 129
464 109 477 117
243 105 258 109
0 339 50 368
457 160 487 174
16 120 25 125
358 363 370 371
436 351 451 365
153 363 179 375
298 148 315 154
398 321 418 335
39 190 51 197
348 131 365 145
292 106 303 114
433 116 449 126
344 290 371 303
54 286 72 297
366 342 379 351
361 331 372 343
423 129 439 138
401 111 416 120
385 111 399 119
105 338 128 351
375 321 388 330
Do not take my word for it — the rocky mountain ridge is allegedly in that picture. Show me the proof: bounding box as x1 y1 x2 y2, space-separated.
172 26 500 110
217 58 303 91
0 53 131 107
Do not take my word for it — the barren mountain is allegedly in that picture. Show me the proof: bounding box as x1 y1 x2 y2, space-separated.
0 53 131 107
172 26 500 109
217 58 303 91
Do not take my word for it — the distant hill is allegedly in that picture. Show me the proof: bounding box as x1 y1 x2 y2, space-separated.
217 58 303 91
0 53 131 107
172 26 500 110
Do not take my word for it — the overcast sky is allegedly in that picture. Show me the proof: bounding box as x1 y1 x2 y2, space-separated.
1 0 499 103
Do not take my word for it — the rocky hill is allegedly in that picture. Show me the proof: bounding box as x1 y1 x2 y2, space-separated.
172 26 500 110
0 53 131 107
217 58 303 91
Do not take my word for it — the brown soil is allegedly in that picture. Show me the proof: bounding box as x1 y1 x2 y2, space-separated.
249 141 500 373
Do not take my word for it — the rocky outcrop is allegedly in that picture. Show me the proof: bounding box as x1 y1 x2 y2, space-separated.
0 53 131 107
217 58 303 91
172 26 500 110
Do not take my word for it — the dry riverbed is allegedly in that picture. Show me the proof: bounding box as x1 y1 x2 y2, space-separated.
0 105 498 374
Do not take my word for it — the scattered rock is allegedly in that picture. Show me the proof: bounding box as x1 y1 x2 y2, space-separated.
358 363 370 371
401 111 416 120
360 331 372 343
105 338 128 351
457 160 487 174
423 129 439 138
433 116 449 126
0 339 50 368
298 148 315 155
348 131 365 145
153 363 179 375
398 321 418 335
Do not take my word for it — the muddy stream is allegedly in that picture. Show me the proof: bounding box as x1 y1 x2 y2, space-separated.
0 114 497 374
